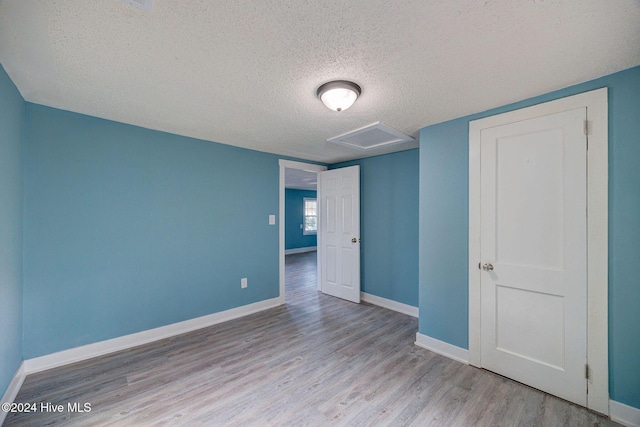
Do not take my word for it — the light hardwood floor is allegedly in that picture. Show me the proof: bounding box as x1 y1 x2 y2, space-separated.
5 252 618 426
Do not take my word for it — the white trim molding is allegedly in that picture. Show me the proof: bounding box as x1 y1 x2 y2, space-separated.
0 362 26 426
468 88 609 414
23 297 281 374
284 246 317 255
361 292 418 318
610 400 640 427
415 333 469 364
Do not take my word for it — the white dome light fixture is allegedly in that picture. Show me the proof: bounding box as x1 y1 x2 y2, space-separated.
317 80 361 112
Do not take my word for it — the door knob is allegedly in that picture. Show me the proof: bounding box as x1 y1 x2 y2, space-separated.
351 238 359 243
482 263 494 272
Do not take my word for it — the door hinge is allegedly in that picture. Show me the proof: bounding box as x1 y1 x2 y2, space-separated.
585 364 590 380
584 120 589 151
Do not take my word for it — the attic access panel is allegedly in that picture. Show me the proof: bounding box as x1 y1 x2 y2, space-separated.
121 0 152 11
326 122 414 150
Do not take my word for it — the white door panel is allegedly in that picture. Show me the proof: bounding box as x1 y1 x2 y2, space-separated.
480 107 587 405
319 166 360 303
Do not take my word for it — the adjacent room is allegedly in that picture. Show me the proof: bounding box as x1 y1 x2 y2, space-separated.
1 1 639 426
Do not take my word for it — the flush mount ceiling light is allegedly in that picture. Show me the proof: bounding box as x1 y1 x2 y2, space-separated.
316 80 361 112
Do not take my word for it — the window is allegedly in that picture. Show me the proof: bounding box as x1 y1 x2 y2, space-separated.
303 198 317 235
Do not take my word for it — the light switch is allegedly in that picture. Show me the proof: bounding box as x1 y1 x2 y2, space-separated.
269 215 276 225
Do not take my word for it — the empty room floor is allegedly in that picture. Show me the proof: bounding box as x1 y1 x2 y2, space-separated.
5 251 617 426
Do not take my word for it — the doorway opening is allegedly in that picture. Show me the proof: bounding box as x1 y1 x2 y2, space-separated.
284 168 318 304
278 160 327 303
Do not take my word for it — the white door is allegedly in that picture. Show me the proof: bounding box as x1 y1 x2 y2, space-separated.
479 107 587 405
318 166 360 303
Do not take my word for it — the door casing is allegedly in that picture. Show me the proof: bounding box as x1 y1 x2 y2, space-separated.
468 88 608 414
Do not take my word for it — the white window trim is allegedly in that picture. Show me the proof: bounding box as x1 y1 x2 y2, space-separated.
303 197 317 235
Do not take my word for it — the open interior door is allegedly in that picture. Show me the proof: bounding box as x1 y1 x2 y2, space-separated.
318 166 360 303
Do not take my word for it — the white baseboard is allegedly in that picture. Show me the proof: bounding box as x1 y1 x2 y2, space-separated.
24 297 282 374
361 292 418 318
611 400 640 427
0 361 26 425
284 246 317 255
5 299 636 427
414 335 640 426
414 332 469 364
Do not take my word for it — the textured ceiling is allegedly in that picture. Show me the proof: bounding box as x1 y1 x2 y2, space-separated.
285 168 317 191
1 0 639 163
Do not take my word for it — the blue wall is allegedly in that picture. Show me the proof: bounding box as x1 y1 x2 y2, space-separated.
419 66 640 409
0 65 24 397
332 149 419 307
4 61 636 409
23 104 281 358
285 189 317 250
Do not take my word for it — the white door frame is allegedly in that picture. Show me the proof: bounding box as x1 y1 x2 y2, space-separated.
468 88 609 414
278 159 327 303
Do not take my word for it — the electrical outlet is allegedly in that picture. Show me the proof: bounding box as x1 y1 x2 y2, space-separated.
241 278 248 289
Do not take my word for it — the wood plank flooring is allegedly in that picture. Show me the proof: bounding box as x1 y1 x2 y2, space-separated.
5 251 618 426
